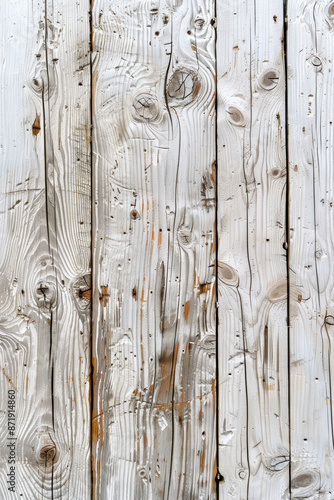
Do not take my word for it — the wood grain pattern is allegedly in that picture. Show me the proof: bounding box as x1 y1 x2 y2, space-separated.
0 0 91 498
217 1 289 498
3 0 334 498
288 0 334 496
91 0 216 498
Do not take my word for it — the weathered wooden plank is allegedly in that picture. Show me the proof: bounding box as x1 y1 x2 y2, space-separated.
287 0 334 496
217 1 289 498
0 0 91 498
92 0 216 498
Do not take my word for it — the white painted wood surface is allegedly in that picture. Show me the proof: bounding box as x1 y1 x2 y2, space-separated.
288 0 334 496
0 0 91 498
2 0 334 498
217 1 289 498
92 1 216 498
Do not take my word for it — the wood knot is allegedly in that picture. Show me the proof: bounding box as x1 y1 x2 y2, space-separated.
31 77 43 93
40 443 57 467
35 282 56 310
132 93 159 122
291 470 320 495
226 105 246 127
311 55 322 69
37 432 57 468
325 315 334 325
259 69 280 90
266 456 289 471
138 466 147 480
32 115 41 136
218 262 239 286
177 226 194 247
167 68 200 106
72 274 91 312
270 167 282 178
130 209 140 220
267 280 287 303
328 2 334 18
199 334 216 356
194 18 205 30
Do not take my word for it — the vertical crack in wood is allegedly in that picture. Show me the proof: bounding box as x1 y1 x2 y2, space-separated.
214 0 220 496
43 1 55 496
90 0 94 498
283 0 291 497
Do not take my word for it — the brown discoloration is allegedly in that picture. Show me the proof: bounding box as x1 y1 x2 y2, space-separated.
211 160 216 184
140 287 145 320
79 288 91 299
157 343 179 403
329 3 334 17
198 282 211 294
212 455 217 491
1 367 15 389
184 300 189 320
32 114 41 135
200 443 205 473
99 285 109 307
92 70 97 113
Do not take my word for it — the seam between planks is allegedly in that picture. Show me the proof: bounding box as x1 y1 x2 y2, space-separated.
283 0 291 497
89 0 94 498
214 0 220 497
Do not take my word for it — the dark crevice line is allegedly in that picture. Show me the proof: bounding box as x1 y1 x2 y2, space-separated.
237 288 250 499
283 0 291 497
241 140 251 500
89 1 94 499
166 106 182 500
42 87 50 250
247 16 253 313
213 0 220 496
325 321 334 450
43 2 56 498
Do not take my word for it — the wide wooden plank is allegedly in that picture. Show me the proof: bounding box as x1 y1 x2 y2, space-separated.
217 0 289 498
92 0 216 498
0 0 91 498
288 0 334 496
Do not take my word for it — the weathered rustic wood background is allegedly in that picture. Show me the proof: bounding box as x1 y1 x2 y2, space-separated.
0 0 333 498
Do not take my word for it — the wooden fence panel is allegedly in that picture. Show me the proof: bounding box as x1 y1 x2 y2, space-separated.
287 0 334 496
0 0 91 498
92 0 216 498
217 1 289 498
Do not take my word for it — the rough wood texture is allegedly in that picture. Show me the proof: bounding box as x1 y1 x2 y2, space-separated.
0 0 91 498
4 0 334 498
92 1 216 498
288 0 334 496
217 1 289 498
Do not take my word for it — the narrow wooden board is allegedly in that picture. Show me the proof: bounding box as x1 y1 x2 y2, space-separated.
0 0 91 497
92 1 216 498
287 0 334 496
217 1 289 497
